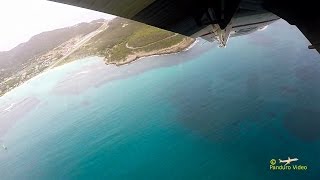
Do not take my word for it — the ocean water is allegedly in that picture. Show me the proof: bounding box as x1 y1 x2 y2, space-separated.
0 20 320 179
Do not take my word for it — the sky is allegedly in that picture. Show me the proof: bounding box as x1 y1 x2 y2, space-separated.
0 0 115 51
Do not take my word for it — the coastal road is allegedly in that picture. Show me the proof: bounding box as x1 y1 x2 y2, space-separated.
125 33 178 50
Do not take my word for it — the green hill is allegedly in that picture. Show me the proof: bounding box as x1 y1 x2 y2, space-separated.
60 17 194 65
0 20 105 96
0 17 194 97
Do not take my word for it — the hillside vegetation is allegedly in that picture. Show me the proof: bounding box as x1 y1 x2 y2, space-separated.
61 17 194 65
0 20 105 96
0 17 194 96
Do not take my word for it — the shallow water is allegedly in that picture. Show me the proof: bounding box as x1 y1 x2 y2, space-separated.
0 20 319 179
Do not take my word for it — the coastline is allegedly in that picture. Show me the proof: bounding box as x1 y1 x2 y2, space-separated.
0 38 197 98
106 37 196 66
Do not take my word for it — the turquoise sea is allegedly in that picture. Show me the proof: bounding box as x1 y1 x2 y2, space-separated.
0 20 319 179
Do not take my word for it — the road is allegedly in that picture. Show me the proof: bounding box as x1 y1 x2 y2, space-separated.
125 33 178 50
48 22 109 69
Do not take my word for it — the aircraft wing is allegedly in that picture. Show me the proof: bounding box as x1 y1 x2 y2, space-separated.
49 0 320 53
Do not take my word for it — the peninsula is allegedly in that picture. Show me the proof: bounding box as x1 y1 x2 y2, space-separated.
58 17 195 66
0 18 195 97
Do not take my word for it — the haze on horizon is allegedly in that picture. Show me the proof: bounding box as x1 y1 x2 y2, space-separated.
0 0 115 51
